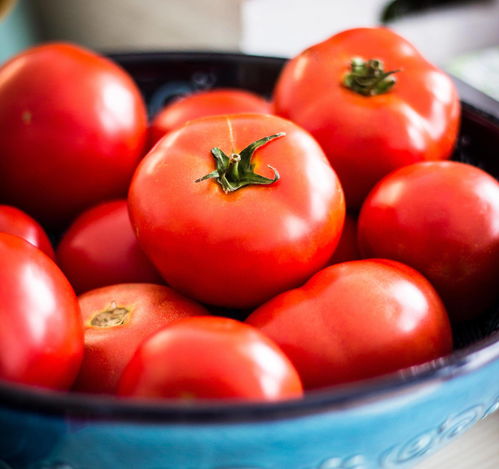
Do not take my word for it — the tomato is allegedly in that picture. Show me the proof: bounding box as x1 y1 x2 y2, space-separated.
149 88 271 147
129 113 345 308
273 27 460 209
246 259 452 390
358 161 499 322
0 204 55 259
118 316 303 401
328 213 361 265
0 233 83 389
57 200 162 294
0 42 147 227
72 283 208 394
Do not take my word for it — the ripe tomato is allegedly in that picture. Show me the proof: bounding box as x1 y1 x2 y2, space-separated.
0 42 147 227
149 88 271 147
73 283 208 394
57 200 162 294
273 27 460 209
328 213 361 265
0 204 55 259
358 161 499 322
129 113 345 308
246 259 452 390
118 316 303 401
0 233 83 389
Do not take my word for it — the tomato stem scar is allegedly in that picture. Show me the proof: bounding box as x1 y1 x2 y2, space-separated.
88 303 132 328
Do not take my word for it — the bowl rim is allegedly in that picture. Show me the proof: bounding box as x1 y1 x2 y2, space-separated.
0 51 498 425
0 329 497 423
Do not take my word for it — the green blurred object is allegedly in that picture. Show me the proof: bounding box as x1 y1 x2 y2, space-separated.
448 47 499 102
0 0 39 64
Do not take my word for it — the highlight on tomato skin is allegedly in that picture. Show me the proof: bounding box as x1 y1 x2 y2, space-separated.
0 233 84 390
117 316 304 402
56 199 163 295
149 88 272 148
73 283 209 395
246 259 453 390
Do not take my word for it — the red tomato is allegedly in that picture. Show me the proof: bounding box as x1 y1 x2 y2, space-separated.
118 316 303 401
328 213 361 265
0 233 83 389
273 27 460 209
0 204 55 259
246 259 452 390
358 161 499 322
129 113 345 308
57 200 162 294
73 283 208 394
149 88 271 147
0 42 147 227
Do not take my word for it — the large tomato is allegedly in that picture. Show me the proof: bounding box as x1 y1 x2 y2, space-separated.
118 316 303 401
129 113 345 308
149 88 271 147
0 42 147 227
57 200 162 294
358 161 499 322
246 259 452 390
73 283 208 394
0 233 83 389
273 27 460 209
0 204 55 259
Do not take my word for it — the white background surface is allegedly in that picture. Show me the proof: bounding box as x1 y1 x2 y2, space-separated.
415 412 499 469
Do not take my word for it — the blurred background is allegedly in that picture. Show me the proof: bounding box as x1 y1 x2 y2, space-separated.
1 0 499 99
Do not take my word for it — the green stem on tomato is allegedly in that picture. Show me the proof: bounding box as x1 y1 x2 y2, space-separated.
343 57 399 96
195 132 284 193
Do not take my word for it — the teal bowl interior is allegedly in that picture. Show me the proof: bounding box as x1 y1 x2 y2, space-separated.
0 52 498 469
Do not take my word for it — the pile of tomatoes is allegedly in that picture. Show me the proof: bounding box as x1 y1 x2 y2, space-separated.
0 27 498 402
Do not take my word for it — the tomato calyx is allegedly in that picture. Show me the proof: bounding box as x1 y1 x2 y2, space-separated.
195 132 285 193
343 58 399 96
88 301 132 328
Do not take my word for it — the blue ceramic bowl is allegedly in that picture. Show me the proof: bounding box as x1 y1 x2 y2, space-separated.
1 52 498 469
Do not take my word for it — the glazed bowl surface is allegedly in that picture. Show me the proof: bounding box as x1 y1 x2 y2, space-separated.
0 52 498 469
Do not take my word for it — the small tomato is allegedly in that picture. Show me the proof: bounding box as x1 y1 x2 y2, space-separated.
358 161 499 321
73 283 208 394
57 200 162 294
118 316 303 401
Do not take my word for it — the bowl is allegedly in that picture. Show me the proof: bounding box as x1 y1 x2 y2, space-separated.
0 52 498 469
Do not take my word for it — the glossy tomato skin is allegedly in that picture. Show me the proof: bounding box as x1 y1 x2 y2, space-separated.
0 43 147 227
57 200 162 294
246 259 452 390
73 283 208 394
149 88 271 147
273 27 460 209
0 233 83 389
358 161 499 322
118 316 303 401
0 204 55 259
129 113 345 308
